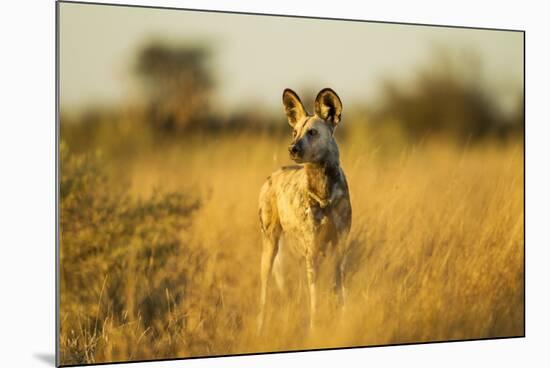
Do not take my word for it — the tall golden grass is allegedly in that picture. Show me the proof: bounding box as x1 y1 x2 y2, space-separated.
59 126 524 365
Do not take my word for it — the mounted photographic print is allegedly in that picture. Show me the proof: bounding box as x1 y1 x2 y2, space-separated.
56 1 525 366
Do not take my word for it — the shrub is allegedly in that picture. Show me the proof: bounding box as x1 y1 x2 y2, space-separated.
59 143 203 364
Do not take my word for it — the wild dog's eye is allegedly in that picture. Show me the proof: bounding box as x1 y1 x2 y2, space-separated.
292 130 297 138
308 129 317 137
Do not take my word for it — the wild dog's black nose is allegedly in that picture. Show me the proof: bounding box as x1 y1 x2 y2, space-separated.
289 143 302 155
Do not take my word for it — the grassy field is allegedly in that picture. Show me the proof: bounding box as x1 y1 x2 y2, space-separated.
59 127 524 365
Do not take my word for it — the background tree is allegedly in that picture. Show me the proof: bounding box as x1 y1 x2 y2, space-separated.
375 49 523 142
135 42 214 132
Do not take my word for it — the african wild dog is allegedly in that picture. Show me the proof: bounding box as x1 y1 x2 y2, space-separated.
258 88 352 331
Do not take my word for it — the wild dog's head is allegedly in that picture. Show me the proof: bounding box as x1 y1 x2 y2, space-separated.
282 88 343 164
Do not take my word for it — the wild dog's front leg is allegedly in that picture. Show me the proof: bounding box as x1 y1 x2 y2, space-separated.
305 251 318 330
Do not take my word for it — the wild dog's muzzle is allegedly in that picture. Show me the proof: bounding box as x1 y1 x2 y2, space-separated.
288 140 304 160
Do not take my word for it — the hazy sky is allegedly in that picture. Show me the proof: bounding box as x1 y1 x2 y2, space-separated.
59 2 523 115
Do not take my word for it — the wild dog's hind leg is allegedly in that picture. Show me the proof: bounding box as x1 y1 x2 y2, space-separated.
333 252 348 308
258 233 280 332
257 181 281 333
272 239 286 292
333 229 350 313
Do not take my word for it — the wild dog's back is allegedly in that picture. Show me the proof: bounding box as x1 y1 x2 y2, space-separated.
259 166 302 229
259 165 311 250
259 163 351 255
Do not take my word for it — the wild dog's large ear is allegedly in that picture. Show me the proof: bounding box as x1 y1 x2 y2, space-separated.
282 89 307 128
315 88 343 125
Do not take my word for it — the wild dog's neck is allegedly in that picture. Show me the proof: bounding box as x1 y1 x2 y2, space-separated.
304 145 341 206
